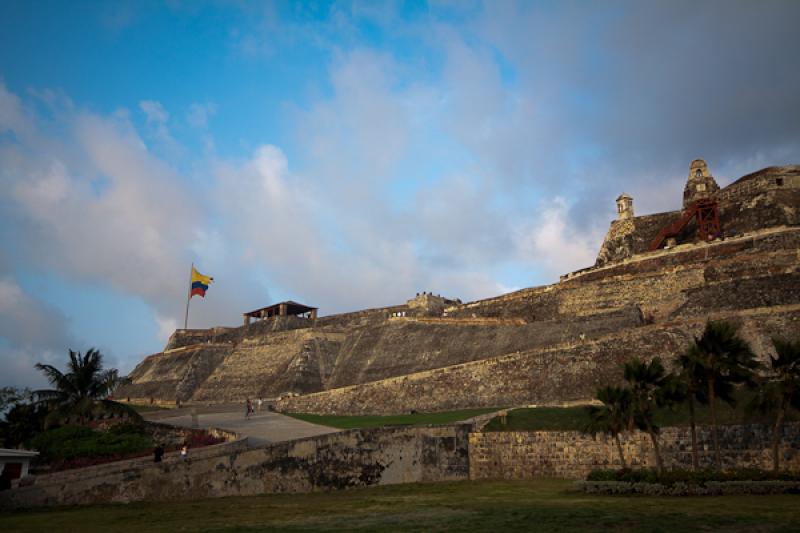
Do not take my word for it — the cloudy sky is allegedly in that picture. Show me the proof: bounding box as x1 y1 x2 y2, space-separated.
1 0 799 388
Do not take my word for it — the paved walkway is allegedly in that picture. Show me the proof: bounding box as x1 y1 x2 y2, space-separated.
144 405 339 446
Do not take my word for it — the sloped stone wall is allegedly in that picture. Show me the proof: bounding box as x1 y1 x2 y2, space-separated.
192 329 346 402
276 307 800 415
119 224 799 408
326 306 643 388
469 422 800 480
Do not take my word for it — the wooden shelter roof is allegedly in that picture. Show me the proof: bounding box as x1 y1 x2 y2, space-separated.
243 300 317 318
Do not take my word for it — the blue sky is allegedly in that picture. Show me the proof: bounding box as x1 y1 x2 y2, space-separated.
2 0 799 388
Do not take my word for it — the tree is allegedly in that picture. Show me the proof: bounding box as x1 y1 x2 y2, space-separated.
584 386 633 468
689 321 759 470
751 337 800 471
0 386 32 414
623 357 678 475
677 347 707 470
34 348 127 426
0 401 49 448
0 387 41 448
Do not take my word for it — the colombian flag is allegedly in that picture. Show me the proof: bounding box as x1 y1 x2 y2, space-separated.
190 267 213 298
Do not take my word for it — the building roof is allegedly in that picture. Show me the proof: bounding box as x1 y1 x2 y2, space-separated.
243 300 317 318
0 448 39 458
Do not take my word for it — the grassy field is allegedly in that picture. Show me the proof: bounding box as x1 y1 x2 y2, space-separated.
3 479 800 532
127 404 168 414
484 390 800 432
285 407 499 429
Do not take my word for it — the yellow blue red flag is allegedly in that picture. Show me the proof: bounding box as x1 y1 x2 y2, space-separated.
190 267 213 298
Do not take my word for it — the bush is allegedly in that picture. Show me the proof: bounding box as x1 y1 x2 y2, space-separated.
186 431 225 447
586 467 800 485
27 424 153 462
577 480 800 496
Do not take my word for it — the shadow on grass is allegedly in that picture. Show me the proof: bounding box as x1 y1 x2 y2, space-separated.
3 479 799 532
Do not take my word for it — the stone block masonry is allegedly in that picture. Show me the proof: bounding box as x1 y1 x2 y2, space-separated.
0 425 471 510
3 421 798 509
117 166 800 412
469 422 800 480
276 306 800 415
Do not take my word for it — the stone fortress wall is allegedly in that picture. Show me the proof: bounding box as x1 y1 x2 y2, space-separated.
469 422 800 480
4 421 799 509
595 163 799 267
117 163 800 415
0 425 471 510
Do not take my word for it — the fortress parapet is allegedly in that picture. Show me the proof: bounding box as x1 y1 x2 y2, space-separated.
595 161 800 267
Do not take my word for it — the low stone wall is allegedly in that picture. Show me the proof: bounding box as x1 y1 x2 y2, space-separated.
469 422 800 480
0 425 470 510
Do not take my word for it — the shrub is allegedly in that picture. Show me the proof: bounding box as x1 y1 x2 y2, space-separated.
27 424 153 462
186 430 226 447
586 467 800 485
577 480 800 496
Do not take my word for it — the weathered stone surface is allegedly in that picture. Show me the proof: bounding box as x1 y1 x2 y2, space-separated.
0 425 470 510
275 307 800 415
117 164 800 415
469 422 800 480
3 421 797 508
596 164 799 267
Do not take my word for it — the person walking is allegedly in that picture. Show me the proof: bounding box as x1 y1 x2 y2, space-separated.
257 398 263 412
245 398 253 419
153 444 165 463
180 443 189 462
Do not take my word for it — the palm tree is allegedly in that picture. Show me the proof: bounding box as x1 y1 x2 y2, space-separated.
624 357 677 474
584 386 633 468
35 348 127 425
690 321 759 470
678 347 707 470
751 337 800 471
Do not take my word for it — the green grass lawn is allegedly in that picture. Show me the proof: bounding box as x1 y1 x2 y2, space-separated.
3 479 799 532
484 389 800 432
127 404 168 414
285 407 500 429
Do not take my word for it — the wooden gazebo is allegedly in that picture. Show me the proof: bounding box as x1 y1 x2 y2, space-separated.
242 300 317 326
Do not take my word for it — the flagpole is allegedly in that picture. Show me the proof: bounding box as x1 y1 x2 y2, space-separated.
184 262 193 329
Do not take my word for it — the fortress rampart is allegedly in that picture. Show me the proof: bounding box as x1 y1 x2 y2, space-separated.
117 163 800 414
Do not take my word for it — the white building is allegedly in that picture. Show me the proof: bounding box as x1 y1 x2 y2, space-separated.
1 448 39 488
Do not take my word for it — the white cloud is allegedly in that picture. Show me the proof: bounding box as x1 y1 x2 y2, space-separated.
139 99 175 145
0 276 78 388
186 102 217 129
514 197 602 278
139 100 169 124
155 314 178 343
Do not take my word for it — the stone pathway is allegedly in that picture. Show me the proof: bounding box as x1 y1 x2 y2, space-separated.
144 405 339 446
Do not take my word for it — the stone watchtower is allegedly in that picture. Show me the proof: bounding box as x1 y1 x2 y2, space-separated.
616 193 634 220
683 159 720 208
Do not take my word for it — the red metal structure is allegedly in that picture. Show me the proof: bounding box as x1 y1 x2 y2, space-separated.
648 198 720 251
